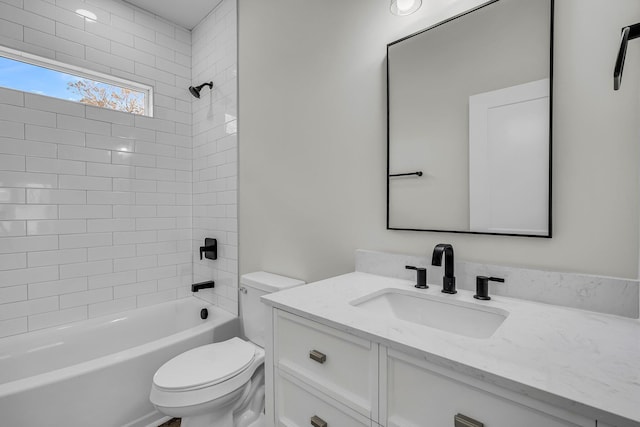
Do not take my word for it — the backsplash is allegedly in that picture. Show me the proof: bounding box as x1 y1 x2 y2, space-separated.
356 250 639 318
0 0 196 338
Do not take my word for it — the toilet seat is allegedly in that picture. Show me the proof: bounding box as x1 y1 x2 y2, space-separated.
153 337 257 392
150 338 265 410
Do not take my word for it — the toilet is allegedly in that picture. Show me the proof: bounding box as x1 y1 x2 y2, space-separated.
150 272 304 427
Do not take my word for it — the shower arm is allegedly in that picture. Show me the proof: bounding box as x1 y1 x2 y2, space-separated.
614 23 640 91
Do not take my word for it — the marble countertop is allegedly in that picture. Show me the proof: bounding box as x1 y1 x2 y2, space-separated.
262 272 640 427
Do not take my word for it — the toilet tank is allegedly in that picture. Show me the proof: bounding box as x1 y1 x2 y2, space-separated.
239 271 305 348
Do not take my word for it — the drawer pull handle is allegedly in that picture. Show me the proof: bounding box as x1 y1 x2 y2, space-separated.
311 415 327 427
309 350 327 364
454 413 484 427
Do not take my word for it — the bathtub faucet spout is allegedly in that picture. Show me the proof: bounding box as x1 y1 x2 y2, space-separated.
191 281 215 292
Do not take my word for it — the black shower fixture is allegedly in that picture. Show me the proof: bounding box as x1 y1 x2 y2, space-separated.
614 23 640 90
188 82 213 98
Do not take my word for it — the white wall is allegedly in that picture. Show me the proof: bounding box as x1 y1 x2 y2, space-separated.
0 0 194 338
239 0 640 283
191 0 239 316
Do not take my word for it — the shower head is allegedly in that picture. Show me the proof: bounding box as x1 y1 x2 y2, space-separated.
188 82 213 98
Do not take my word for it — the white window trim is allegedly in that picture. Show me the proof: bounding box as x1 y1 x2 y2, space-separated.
0 45 154 117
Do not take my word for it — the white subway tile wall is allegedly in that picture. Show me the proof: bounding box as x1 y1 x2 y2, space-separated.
191 0 238 316
0 0 244 337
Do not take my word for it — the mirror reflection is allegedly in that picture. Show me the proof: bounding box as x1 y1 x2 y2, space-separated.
387 0 553 237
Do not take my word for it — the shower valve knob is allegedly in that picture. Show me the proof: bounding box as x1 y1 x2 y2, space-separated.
199 238 217 260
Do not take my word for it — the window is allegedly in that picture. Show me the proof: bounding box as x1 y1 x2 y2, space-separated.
0 46 153 116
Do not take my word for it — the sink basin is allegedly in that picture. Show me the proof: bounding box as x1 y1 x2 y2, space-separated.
350 289 508 339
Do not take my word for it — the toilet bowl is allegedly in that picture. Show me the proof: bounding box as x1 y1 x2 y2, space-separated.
150 272 304 427
150 337 265 427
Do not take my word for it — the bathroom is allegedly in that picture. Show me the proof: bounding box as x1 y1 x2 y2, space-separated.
0 0 639 426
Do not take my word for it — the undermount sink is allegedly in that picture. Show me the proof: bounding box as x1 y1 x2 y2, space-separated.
350 289 509 339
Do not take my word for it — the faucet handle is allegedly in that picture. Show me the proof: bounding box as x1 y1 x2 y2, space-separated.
199 238 217 260
474 276 504 300
405 265 428 289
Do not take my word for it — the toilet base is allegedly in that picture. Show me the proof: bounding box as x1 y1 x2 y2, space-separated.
180 412 264 427
158 384 245 427
233 367 265 427
181 410 232 427
244 412 265 427
157 366 265 427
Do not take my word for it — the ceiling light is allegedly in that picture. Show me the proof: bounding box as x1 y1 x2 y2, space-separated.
390 0 422 16
75 9 97 22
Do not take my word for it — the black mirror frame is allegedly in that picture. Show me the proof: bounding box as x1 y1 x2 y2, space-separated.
386 0 554 238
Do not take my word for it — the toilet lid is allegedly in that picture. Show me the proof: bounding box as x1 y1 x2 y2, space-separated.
153 337 257 391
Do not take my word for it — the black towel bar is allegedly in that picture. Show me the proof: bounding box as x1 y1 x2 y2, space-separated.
389 171 423 178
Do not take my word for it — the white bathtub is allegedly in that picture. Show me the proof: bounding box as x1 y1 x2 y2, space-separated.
0 297 240 427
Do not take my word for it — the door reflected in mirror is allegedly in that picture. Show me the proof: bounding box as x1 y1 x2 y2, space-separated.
387 0 553 237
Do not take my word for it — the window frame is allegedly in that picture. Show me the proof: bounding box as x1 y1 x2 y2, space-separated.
0 45 154 117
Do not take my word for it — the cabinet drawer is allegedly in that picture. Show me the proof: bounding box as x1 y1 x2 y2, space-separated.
384 350 594 427
276 369 371 427
274 310 377 418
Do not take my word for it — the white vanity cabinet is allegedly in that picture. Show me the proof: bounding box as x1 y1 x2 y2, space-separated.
275 371 372 427
380 348 595 427
267 309 599 427
270 309 378 426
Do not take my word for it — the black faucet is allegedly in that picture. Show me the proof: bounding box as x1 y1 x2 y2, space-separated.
431 243 456 294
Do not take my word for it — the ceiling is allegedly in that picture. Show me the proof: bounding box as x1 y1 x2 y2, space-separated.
123 0 223 29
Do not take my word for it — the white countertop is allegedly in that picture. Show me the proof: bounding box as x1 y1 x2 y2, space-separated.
262 272 640 427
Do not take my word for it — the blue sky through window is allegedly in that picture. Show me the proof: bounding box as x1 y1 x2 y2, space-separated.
0 56 146 115
0 57 81 100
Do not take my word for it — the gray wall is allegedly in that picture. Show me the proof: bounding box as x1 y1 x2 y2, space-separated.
238 0 640 283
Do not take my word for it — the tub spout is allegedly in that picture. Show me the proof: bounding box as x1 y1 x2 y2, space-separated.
191 281 215 292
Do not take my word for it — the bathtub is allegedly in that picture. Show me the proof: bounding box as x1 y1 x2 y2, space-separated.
0 297 240 427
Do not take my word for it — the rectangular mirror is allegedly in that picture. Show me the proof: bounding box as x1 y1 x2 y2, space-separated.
387 0 553 237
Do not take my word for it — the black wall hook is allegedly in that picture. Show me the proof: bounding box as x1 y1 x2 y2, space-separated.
614 23 640 90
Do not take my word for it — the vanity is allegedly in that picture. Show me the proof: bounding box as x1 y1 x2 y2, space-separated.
261 265 640 427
